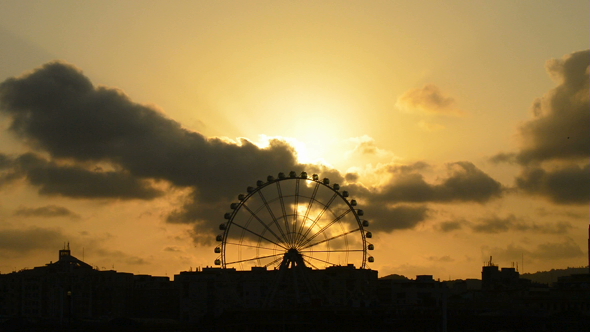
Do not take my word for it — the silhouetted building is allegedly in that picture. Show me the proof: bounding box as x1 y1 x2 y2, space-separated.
175 264 378 323
0 245 175 323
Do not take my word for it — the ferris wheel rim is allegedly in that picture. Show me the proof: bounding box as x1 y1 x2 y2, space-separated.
217 172 370 270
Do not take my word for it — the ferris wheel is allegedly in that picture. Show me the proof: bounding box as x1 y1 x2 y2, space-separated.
214 171 374 270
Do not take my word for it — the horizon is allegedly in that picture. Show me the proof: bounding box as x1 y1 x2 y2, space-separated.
0 1 589 281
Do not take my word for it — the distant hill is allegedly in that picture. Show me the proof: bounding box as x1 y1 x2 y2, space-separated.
380 274 409 280
521 267 589 285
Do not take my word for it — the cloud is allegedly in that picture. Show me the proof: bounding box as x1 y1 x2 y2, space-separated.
483 238 583 263
366 204 429 233
0 61 507 245
436 219 466 232
427 255 454 262
163 246 181 252
13 205 80 219
491 50 590 205
0 61 301 225
373 161 503 204
5 152 163 199
0 227 65 253
516 50 589 165
488 152 516 164
470 214 572 234
436 214 572 235
516 164 590 204
343 135 398 163
396 84 464 116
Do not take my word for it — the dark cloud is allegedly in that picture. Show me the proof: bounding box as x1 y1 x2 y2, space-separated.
471 214 520 233
362 204 429 233
91 248 150 266
344 172 359 182
436 220 465 232
516 50 589 165
10 152 163 199
0 62 300 222
516 164 590 204
488 152 516 164
373 161 503 204
0 61 507 245
492 50 590 205
14 205 80 219
436 214 573 235
530 238 584 260
484 238 583 264
0 227 65 253
0 62 299 196
163 246 181 252
385 161 430 174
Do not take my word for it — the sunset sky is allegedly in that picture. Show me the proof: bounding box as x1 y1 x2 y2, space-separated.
0 0 588 280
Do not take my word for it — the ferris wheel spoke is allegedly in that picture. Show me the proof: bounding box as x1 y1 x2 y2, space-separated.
264 256 284 268
275 181 292 245
256 190 290 243
298 209 352 248
292 179 300 246
295 192 338 247
299 227 360 251
226 252 284 265
302 258 319 269
300 249 364 253
294 182 320 246
300 253 339 267
240 203 287 246
220 173 369 270
230 222 288 250
225 241 279 251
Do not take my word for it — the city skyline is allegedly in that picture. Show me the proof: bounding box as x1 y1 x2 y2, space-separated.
0 1 589 280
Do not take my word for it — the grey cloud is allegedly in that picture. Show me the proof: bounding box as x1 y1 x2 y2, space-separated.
375 161 502 204
386 161 430 174
344 172 359 182
516 50 589 165
437 220 465 232
491 50 589 205
530 238 584 260
0 61 507 245
482 238 583 264
471 214 572 234
0 62 299 196
92 248 151 266
14 205 80 219
0 227 65 253
0 62 300 224
471 214 520 233
14 153 163 199
361 203 429 233
516 164 590 204
436 214 573 235
163 246 181 252
489 152 516 164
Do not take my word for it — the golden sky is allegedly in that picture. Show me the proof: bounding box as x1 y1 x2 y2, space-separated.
0 0 588 279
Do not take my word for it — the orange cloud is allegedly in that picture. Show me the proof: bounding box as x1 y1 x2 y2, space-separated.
396 84 464 116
